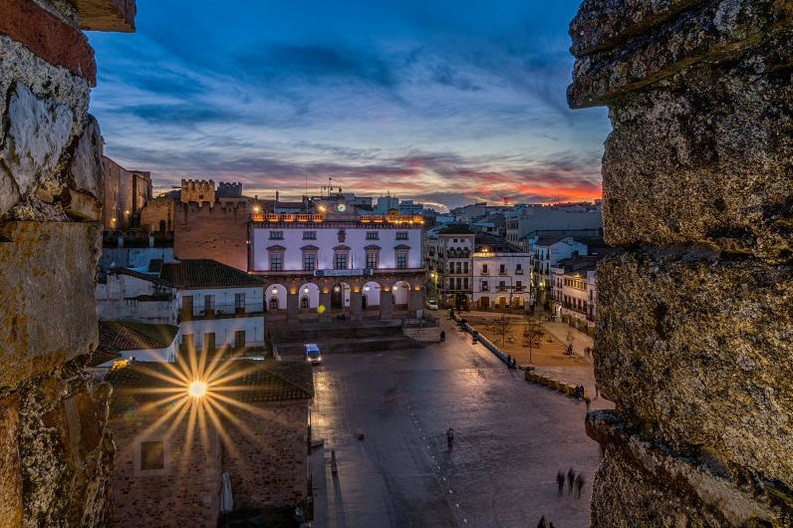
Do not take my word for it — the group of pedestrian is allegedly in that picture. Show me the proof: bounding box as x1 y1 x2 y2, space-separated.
505 354 517 369
556 468 585 499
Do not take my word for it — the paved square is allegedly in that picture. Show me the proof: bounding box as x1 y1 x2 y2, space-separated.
311 319 600 527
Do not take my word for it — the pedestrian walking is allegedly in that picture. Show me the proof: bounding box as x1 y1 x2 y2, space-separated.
537 515 548 528
567 467 575 494
585 396 591 412
556 470 565 496
576 473 585 499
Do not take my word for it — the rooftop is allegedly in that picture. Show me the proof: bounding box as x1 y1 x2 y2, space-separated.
107 360 314 408
115 259 265 289
98 321 179 354
474 232 525 253
438 223 476 235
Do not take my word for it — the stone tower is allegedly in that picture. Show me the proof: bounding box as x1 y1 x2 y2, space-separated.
180 178 216 204
0 0 136 526
569 1 793 525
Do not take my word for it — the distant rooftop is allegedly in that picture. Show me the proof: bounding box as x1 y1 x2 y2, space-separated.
474 232 525 253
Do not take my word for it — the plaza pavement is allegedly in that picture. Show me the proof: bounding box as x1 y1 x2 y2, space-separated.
309 317 602 527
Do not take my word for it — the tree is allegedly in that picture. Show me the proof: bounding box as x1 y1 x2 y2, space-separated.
491 314 512 345
523 312 545 364
565 327 575 356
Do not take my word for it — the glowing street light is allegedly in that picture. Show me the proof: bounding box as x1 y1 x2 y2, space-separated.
188 380 208 398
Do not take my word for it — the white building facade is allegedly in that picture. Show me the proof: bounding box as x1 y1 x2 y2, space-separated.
551 262 597 333
472 249 532 310
250 199 425 322
529 235 588 307
97 259 267 358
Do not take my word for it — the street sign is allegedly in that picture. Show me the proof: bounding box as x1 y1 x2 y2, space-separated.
314 269 374 278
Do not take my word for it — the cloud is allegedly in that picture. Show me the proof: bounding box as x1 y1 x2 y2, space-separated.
90 0 610 211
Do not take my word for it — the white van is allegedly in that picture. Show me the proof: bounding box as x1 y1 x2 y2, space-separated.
305 343 322 365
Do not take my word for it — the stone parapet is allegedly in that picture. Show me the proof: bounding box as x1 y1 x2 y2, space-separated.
595 248 793 490
595 25 793 260
587 411 788 527
569 0 793 524
568 0 793 109
0 221 101 391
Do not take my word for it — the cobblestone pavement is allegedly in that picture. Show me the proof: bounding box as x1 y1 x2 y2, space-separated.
310 318 601 527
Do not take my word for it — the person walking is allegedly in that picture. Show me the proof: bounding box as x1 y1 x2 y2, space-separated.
576 473 585 499
567 467 575 495
537 515 548 528
556 470 565 496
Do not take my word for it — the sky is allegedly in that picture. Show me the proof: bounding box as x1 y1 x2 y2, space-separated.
88 0 610 211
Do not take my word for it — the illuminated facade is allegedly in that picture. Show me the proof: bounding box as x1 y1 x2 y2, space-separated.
249 198 426 322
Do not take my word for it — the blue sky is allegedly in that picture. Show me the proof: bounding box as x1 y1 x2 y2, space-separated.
88 0 609 211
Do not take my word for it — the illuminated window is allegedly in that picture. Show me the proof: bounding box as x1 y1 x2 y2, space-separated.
140 441 164 470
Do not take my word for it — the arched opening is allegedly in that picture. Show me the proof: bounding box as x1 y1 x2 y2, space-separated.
330 283 351 310
265 284 287 312
393 280 410 308
297 283 321 310
362 281 381 308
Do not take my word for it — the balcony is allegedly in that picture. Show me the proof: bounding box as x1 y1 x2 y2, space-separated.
180 302 265 322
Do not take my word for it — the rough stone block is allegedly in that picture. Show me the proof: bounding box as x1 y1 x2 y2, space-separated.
74 0 137 33
568 0 793 108
68 114 104 199
595 248 793 489
597 28 793 261
587 411 785 526
0 393 22 528
0 221 101 391
0 83 74 217
19 365 114 527
0 0 97 85
62 188 102 221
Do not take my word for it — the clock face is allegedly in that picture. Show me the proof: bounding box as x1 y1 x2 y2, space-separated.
337 203 347 212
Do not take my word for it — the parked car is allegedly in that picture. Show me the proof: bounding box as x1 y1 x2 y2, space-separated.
425 300 439 310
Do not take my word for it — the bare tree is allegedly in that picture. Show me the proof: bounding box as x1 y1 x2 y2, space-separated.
565 327 575 356
522 314 545 365
491 314 512 345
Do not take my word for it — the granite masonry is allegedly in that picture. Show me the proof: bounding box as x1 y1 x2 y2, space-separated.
569 0 793 526
0 1 136 526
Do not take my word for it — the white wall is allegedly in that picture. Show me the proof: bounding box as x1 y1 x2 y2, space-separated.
96 273 177 324
180 315 265 349
472 252 532 306
177 286 263 316
251 225 423 271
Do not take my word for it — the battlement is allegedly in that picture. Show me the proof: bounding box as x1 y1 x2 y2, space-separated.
179 201 249 216
217 181 244 198
180 179 216 204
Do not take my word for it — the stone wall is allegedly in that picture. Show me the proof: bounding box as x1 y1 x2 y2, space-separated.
108 401 222 528
569 1 793 525
174 201 250 271
0 1 136 526
140 195 176 233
